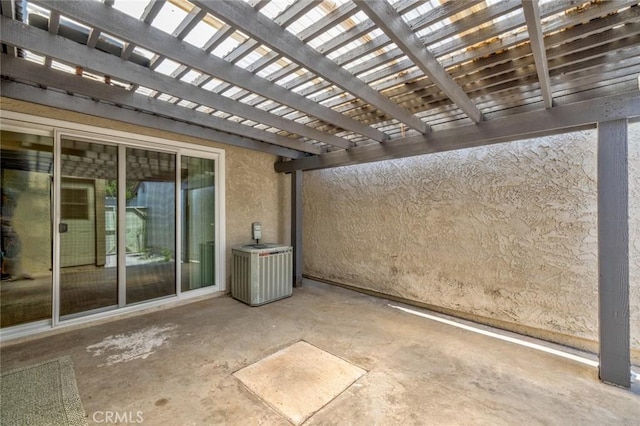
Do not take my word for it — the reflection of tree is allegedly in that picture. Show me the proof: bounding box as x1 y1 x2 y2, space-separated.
104 180 139 200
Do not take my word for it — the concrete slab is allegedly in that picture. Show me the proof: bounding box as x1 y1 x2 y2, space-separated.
1 279 638 425
234 341 366 424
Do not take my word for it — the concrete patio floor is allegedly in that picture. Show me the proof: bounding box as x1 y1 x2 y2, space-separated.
1 279 639 425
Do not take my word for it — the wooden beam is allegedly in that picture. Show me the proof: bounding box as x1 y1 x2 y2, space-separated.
598 118 630 388
0 17 332 151
291 170 303 288
1 80 305 159
521 0 553 108
35 0 385 144
292 0 598 112
192 0 428 134
279 0 522 122
0 54 319 155
275 91 640 172
310 3 640 129
359 1 482 123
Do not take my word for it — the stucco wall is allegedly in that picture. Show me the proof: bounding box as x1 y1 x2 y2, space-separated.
1 98 290 288
304 126 640 360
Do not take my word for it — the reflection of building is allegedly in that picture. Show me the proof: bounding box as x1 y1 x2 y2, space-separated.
128 182 176 259
0 129 220 329
1 134 53 279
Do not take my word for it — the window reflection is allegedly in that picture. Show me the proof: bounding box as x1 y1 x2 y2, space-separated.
59 138 118 317
125 148 176 304
1 131 53 327
181 156 215 291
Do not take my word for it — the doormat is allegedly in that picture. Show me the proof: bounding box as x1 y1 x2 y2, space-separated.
1 356 87 426
234 341 366 425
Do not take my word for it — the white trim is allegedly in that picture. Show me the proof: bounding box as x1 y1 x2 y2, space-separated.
0 320 52 342
0 111 227 340
1 121 53 137
175 151 182 297
217 150 227 291
0 290 226 344
117 144 127 308
178 148 225 293
56 290 222 328
52 129 62 326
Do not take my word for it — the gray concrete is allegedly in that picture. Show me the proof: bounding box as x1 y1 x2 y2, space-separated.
1 280 639 425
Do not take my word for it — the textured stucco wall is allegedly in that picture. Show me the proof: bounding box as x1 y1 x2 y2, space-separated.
305 126 640 359
1 98 290 288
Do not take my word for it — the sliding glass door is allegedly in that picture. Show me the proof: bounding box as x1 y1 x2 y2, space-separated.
181 156 216 291
125 148 176 304
1 117 223 333
1 130 53 327
58 137 118 318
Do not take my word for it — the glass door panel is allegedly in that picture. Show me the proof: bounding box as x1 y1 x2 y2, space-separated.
1 130 54 327
125 148 176 304
59 138 118 317
181 156 215 291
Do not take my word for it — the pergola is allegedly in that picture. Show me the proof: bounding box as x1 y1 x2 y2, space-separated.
1 0 639 388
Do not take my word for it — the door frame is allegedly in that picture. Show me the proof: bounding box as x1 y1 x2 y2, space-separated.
0 111 225 337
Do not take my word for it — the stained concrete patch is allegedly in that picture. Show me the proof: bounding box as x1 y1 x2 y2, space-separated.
86 324 177 366
234 341 366 425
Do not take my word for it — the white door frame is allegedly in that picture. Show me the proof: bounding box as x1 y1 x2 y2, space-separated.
0 111 225 337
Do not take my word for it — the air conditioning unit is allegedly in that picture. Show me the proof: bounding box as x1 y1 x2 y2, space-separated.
231 243 293 306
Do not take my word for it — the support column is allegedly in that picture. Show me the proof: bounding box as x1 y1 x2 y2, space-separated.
598 118 630 388
291 170 303 288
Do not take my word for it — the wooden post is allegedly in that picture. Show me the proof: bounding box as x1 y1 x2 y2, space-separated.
598 118 630 388
291 170 303 288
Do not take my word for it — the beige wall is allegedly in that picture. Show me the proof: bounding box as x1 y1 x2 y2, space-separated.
1 98 290 287
304 125 640 360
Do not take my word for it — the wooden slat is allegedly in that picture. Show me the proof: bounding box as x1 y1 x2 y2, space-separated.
173 7 207 40
317 9 640 128
0 19 328 153
1 80 305 159
193 0 427 134
274 0 321 27
297 1 357 42
359 1 482 123
48 11 60 34
291 0 621 124
521 0 553 108
142 0 165 24
1 54 321 155
29 1 379 145
1 0 17 56
275 91 640 172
